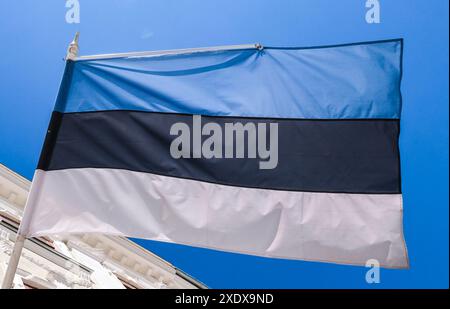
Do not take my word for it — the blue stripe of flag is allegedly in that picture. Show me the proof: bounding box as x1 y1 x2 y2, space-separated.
55 39 402 119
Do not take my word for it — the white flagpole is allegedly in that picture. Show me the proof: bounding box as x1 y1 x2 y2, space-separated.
1 171 45 289
1 169 53 288
1 234 26 289
1 33 80 289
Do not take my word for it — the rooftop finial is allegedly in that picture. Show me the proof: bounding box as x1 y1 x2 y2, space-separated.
66 32 80 61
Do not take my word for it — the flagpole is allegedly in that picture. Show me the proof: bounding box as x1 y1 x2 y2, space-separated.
1 169 50 288
1 172 42 289
1 33 80 289
1 234 25 289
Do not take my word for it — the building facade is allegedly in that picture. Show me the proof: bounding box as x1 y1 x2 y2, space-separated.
0 164 206 289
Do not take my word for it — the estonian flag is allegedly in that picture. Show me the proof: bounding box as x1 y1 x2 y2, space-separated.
21 39 408 268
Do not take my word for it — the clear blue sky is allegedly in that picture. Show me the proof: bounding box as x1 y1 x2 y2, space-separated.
0 0 448 288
